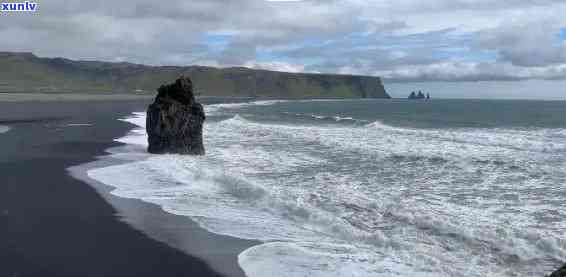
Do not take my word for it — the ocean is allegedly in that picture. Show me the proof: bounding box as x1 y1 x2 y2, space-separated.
87 99 566 277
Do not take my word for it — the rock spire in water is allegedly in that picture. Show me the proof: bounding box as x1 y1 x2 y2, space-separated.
146 76 205 155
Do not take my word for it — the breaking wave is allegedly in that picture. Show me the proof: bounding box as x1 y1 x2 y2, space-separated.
283 112 366 124
86 100 566 277
207 100 289 116
0 125 11 134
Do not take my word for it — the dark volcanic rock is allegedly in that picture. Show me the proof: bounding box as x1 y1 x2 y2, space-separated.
146 76 205 155
408 90 428 100
549 264 566 277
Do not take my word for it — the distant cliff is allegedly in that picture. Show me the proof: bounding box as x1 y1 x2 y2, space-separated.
0 52 390 99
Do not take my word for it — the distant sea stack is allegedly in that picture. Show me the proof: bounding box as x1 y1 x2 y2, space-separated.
408 91 430 100
146 76 205 155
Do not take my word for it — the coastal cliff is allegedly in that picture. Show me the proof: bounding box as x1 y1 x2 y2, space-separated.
0 52 390 99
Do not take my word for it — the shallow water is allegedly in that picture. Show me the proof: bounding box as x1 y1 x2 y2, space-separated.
88 99 566 276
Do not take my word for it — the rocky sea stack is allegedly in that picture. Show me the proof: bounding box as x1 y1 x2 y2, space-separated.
549 264 566 277
146 76 205 155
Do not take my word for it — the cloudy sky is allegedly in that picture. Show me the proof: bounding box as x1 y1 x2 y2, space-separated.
2 0 566 98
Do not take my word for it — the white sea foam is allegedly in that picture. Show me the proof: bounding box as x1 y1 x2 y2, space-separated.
87 102 566 277
286 112 367 124
65 123 93 127
207 100 289 116
0 125 11 134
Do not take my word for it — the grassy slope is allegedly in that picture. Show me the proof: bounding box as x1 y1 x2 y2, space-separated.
0 52 390 99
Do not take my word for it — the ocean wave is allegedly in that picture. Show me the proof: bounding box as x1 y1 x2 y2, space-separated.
283 112 369 124
206 99 361 117
0 125 10 134
365 120 566 154
381 199 566 266
238 241 423 277
365 120 409 132
65 123 93 127
206 100 289 116
85 110 566 277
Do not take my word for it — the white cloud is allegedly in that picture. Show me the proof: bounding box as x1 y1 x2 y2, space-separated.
382 61 566 82
1 0 566 82
478 21 566 67
243 61 306 73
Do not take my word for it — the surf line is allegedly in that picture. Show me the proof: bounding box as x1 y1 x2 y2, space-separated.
66 124 93 127
0 125 11 134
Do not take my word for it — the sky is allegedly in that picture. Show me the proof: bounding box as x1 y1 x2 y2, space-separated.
2 0 566 99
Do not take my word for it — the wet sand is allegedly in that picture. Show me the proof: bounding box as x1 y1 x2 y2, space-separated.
0 100 256 277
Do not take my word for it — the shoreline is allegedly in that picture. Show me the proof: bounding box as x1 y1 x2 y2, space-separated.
0 100 255 277
69 116 259 277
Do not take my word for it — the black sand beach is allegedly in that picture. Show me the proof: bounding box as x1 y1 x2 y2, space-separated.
0 100 255 277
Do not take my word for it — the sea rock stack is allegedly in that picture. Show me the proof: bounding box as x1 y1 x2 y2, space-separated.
408 91 430 100
146 76 205 155
549 264 566 277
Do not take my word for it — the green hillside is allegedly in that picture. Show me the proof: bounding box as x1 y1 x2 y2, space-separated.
0 52 390 99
